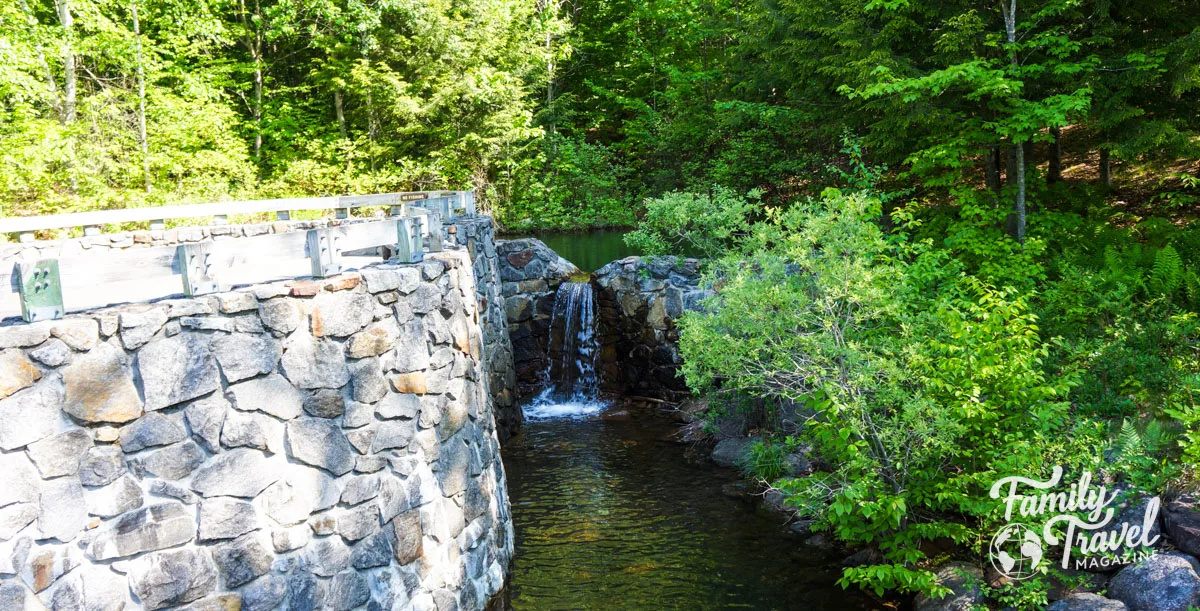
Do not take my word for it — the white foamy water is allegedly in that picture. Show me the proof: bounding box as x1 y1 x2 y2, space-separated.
522 398 607 421
523 281 608 421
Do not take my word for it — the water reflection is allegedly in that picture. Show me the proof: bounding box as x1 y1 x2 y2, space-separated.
501 409 875 610
505 230 640 273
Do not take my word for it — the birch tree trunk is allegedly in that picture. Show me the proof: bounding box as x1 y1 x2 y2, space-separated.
1001 0 1025 243
55 0 76 124
335 89 346 138
133 0 151 192
238 0 264 161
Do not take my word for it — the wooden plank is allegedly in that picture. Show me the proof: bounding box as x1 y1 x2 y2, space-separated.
61 276 185 313
0 246 178 296
338 220 403 252
0 215 428 318
0 190 468 234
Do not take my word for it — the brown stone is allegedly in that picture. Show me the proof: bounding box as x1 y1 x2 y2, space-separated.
389 373 427 395
50 319 99 351
323 275 361 292
0 350 40 399
24 547 79 592
179 594 241 611
346 321 399 359
289 281 321 297
506 250 534 269
391 510 423 565
452 319 471 355
62 342 143 423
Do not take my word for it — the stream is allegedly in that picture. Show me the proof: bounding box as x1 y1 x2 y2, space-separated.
501 409 874 610
497 268 873 610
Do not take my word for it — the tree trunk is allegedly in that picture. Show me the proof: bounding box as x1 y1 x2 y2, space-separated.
1001 0 1025 243
1099 148 1112 189
986 145 1001 192
1015 144 1026 242
1006 145 1018 187
335 89 346 139
252 65 263 159
1048 127 1062 183
55 0 75 124
238 0 264 161
366 86 377 172
546 30 555 136
133 0 150 192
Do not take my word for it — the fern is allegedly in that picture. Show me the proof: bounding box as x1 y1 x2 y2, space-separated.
1112 418 1177 461
1186 268 1200 309
1103 244 1121 274
1141 418 1178 453
1149 245 1183 296
1113 419 1143 460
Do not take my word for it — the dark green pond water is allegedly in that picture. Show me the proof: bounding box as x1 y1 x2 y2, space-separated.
500 407 874 610
505 230 641 272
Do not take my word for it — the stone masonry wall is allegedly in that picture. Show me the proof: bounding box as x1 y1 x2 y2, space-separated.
448 217 520 444
593 256 709 401
0 248 513 610
493 239 579 395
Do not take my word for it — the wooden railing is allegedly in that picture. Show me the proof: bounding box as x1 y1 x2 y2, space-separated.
1 191 476 322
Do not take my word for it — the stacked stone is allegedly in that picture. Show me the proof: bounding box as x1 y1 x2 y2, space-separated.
450 217 520 443
1 217 393 266
593 256 709 401
493 239 580 394
0 248 513 610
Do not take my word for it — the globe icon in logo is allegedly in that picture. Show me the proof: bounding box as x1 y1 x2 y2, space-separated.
990 523 1044 580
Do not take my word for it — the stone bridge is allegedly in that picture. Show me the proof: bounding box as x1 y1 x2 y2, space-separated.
0 194 518 610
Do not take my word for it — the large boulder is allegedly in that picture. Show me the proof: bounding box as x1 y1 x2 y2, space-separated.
913 561 985 611
710 437 756 469
1165 494 1200 558
495 239 579 284
1047 593 1128 610
1108 552 1200 611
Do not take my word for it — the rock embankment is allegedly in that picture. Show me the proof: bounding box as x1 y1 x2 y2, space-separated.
0 248 513 610
451 217 521 443
494 238 580 394
593 256 708 401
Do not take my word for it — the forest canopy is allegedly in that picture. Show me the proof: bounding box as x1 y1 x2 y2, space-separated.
7 0 1200 605
6 0 1198 232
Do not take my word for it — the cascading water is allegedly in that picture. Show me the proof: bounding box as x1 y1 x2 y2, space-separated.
524 281 606 419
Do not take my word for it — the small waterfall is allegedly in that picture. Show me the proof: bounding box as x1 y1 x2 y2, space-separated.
526 281 605 419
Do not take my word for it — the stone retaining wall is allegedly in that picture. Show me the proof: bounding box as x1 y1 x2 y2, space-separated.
0 248 513 610
494 239 579 394
450 218 521 443
593 256 709 400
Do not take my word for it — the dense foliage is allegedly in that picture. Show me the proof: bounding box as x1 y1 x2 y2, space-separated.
6 0 1200 604
5 0 1199 231
1 0 559 224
